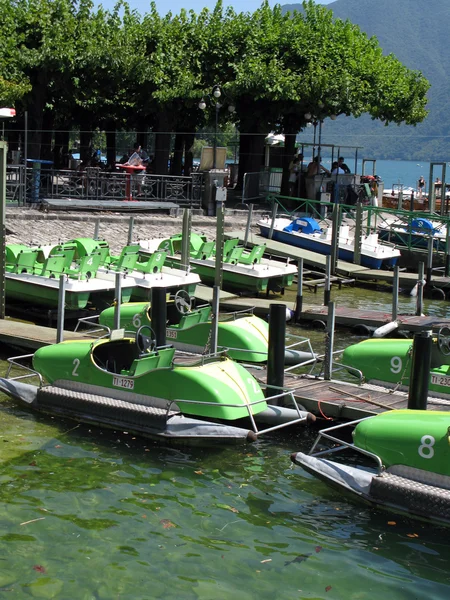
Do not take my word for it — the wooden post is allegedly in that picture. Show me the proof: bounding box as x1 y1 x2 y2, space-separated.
181 208 191 271
416 262 425 317
114 272 122 330
392 266 399 321
268 202 278 240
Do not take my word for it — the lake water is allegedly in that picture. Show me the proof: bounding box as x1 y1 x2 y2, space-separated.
317 157 450 192
2 286 450 598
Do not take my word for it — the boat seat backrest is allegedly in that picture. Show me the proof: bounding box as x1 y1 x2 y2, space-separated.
137 250 167 274
238 244 266 265
66 252 102 279
109 246 140 272
224 246 244 264
35 253 68 278
14 249 39 273
222 238 239 259
193 241 215 260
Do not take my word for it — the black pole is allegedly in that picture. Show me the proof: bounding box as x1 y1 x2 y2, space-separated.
150 287 167 347
407 330 432 410
294 258 303 323
266 304 286 403
426 236 433 287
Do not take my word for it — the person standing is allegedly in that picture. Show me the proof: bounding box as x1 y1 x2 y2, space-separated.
418 175 425 198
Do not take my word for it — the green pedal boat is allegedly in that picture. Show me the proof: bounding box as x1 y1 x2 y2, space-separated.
139 233 298 295
0 327 314 446
291 410 450 526
342 327 450 399
95 291 317 365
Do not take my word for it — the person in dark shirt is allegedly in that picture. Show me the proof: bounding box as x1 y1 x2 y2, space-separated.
338 156 351 174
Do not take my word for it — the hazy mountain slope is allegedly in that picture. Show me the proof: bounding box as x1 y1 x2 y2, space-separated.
281 0 450 160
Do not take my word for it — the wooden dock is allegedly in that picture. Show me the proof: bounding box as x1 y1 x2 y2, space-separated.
1 318 449 422
194 285 450 333
0 318 93 351
226 230 450 292
247 368 450 420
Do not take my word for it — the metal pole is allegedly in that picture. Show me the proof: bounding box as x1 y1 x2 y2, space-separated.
392 265 399 321
330 204 340 275
266 303 286 402
113 272 122 330
324 255 331 306
268 202 278 240
353 202 362 266
0 141 6 319
213 102 218 170
24 111 28 202
94 219 100 240
324 301 335 380
445 226 450 278
243 203 253 247
426 236 433 286
416 262 425 317
210 197 225 354
407 330 432 410
294 258 303 323
127 216 135 246
56 274 66 343
181 208 191 271
150 287 167 347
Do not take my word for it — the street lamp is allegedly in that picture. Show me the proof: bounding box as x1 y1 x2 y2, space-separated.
199 85 235 170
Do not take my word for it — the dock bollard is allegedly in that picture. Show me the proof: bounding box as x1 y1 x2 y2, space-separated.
294 258 303 323
407 330 432 410
266 303 286 404
151 287 167 347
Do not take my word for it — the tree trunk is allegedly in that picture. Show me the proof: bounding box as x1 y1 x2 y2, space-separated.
237 132 265 191
27 71 49 159
171 133 183 175
105 121 116 169
80 125 93 165
40 110 54 162
53 128 70 169
281 132 297 197
153 111 171 175
183 133 195 176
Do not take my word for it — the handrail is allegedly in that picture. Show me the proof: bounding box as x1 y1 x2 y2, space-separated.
5 354 44 386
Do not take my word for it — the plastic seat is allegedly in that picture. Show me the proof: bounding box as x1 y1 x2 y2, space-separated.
13 249 39 274
34 253 68 278
136 250 167 274
65 252 102 279
238 244 266 265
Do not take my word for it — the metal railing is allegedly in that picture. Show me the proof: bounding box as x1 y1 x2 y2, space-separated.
6 165 204 207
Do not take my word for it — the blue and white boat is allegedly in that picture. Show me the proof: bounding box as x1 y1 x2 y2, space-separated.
257 216 400 269
378 217 447 250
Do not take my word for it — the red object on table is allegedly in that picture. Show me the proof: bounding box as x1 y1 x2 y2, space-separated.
116 164 146 201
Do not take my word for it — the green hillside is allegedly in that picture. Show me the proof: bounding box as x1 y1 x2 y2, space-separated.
281 0 450 160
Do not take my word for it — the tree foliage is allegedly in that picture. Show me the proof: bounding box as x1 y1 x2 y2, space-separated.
1 0 429 172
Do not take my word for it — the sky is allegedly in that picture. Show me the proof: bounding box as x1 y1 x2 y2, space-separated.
97 0 334 18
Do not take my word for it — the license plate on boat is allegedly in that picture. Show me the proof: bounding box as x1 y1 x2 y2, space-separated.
166 329 177 339
430 374 450 387
113 376 134 390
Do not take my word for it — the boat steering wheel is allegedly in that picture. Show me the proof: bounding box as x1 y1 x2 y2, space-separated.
437 326 450 356
136 325 157 355
174 290 192 315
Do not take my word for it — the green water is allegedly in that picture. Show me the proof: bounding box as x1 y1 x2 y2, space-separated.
1 286 450 599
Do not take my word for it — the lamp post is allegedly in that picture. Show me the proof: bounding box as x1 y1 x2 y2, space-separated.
199 85 235 170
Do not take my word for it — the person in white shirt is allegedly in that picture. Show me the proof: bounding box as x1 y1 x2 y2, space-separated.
331 161 345 175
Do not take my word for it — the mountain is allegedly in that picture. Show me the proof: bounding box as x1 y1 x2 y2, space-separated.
281 0 450 160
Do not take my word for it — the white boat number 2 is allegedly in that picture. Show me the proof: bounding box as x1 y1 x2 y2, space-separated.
418 435 435 459
72 358 80 376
